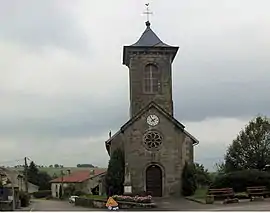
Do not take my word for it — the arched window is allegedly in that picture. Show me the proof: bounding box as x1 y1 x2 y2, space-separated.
143 64 161 93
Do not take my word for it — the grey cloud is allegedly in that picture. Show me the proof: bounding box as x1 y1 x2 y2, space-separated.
1 0 270 169
174 81 270 122
0 0 90 54
0 90 129 139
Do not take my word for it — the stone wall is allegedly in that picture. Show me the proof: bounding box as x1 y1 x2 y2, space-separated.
129 54 173 117
123 107 186 197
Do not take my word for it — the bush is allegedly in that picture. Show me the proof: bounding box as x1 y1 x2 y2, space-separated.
19 191 30 207
182 162 197 196
74 190 85 196
105 148 125 196
33 190 51 198
210 169 270 192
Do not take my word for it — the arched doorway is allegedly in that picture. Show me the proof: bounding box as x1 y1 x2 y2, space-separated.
146 165 162 197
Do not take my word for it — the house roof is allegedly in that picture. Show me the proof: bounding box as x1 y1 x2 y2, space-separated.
50 169 106 183
105 101 199 150
0 167 39 189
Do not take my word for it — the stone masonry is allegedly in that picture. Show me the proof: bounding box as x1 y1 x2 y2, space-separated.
105 21 199 197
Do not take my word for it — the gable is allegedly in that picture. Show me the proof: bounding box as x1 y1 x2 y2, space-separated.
105 101 199 147
120 101 185 132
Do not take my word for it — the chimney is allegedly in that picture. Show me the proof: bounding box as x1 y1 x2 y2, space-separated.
90 169 95 176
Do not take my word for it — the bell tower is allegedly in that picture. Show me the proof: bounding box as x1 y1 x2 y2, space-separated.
123 20 179 118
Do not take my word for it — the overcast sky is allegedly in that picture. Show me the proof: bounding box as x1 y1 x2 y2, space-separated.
0 0 269 171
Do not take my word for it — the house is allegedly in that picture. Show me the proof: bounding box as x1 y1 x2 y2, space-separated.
0 167 39 210
0 167 39 193
50 169 106 198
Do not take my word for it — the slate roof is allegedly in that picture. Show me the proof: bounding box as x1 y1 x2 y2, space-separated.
123 21 179 66
50 169 106 183
131 21 172 47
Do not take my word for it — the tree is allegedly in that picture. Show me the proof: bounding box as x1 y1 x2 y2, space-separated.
27 161 39 186
77 164 95 168
182 162 197 196
224 116 270 172
38 171 52 190
215 162 226 174
26 161 52 190
194 163 211 187
52 173 58 179
105 148 125 195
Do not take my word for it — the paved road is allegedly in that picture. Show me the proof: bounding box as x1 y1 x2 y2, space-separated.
23 198 270 211
205 201 270 211
28 199 98 211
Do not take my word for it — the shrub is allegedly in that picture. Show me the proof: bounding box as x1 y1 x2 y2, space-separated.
74 190 85 196
182 162 197 196
105 149 125 196
32 190 51 198
210 169 270 192
19 191 30 207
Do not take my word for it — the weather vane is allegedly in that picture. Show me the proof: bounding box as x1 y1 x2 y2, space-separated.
143 3 153 23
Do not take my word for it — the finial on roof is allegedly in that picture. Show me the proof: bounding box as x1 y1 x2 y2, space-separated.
143 3 153 24
145 21 151 27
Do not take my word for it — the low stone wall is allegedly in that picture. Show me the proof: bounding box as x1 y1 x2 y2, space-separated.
0 201 13 211
75 197 156 209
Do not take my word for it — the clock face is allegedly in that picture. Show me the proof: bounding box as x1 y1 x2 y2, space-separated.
146 114 159 126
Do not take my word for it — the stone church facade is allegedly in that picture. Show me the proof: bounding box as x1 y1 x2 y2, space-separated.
105 21 199 197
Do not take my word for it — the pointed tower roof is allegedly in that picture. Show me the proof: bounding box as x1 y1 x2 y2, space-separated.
131 21 172 47
123 21 179 66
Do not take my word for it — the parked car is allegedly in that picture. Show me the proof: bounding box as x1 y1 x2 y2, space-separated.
69 196 78 204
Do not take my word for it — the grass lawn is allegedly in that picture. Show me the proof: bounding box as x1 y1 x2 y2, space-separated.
186 187 249 203
192 188 208 199
186 188 208 203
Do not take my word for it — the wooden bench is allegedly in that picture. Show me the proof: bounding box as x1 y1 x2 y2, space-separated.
208 188 235 200
246 186 266 200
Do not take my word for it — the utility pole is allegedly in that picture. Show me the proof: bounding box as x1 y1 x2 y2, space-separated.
60 170 64 199
24 157 28 193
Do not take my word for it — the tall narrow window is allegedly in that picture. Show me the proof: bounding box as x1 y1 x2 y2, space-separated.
144 64 161 93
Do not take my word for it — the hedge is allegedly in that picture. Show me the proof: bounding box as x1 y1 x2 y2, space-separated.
211 170 270 192
33 190 51 198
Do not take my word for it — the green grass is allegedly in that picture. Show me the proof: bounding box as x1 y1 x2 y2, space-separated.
187 187 249 203
185 188 208 204
192 188 208 199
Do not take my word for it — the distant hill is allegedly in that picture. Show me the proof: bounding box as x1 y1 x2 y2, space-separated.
12 167 107 177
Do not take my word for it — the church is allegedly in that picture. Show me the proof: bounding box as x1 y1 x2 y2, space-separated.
105 19 199 197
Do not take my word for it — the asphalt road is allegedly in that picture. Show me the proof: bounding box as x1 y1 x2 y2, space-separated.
29 199 97 211
24 198 270 211
205 201 270 211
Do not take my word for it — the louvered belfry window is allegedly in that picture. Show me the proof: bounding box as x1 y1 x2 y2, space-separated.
143 64 161 93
